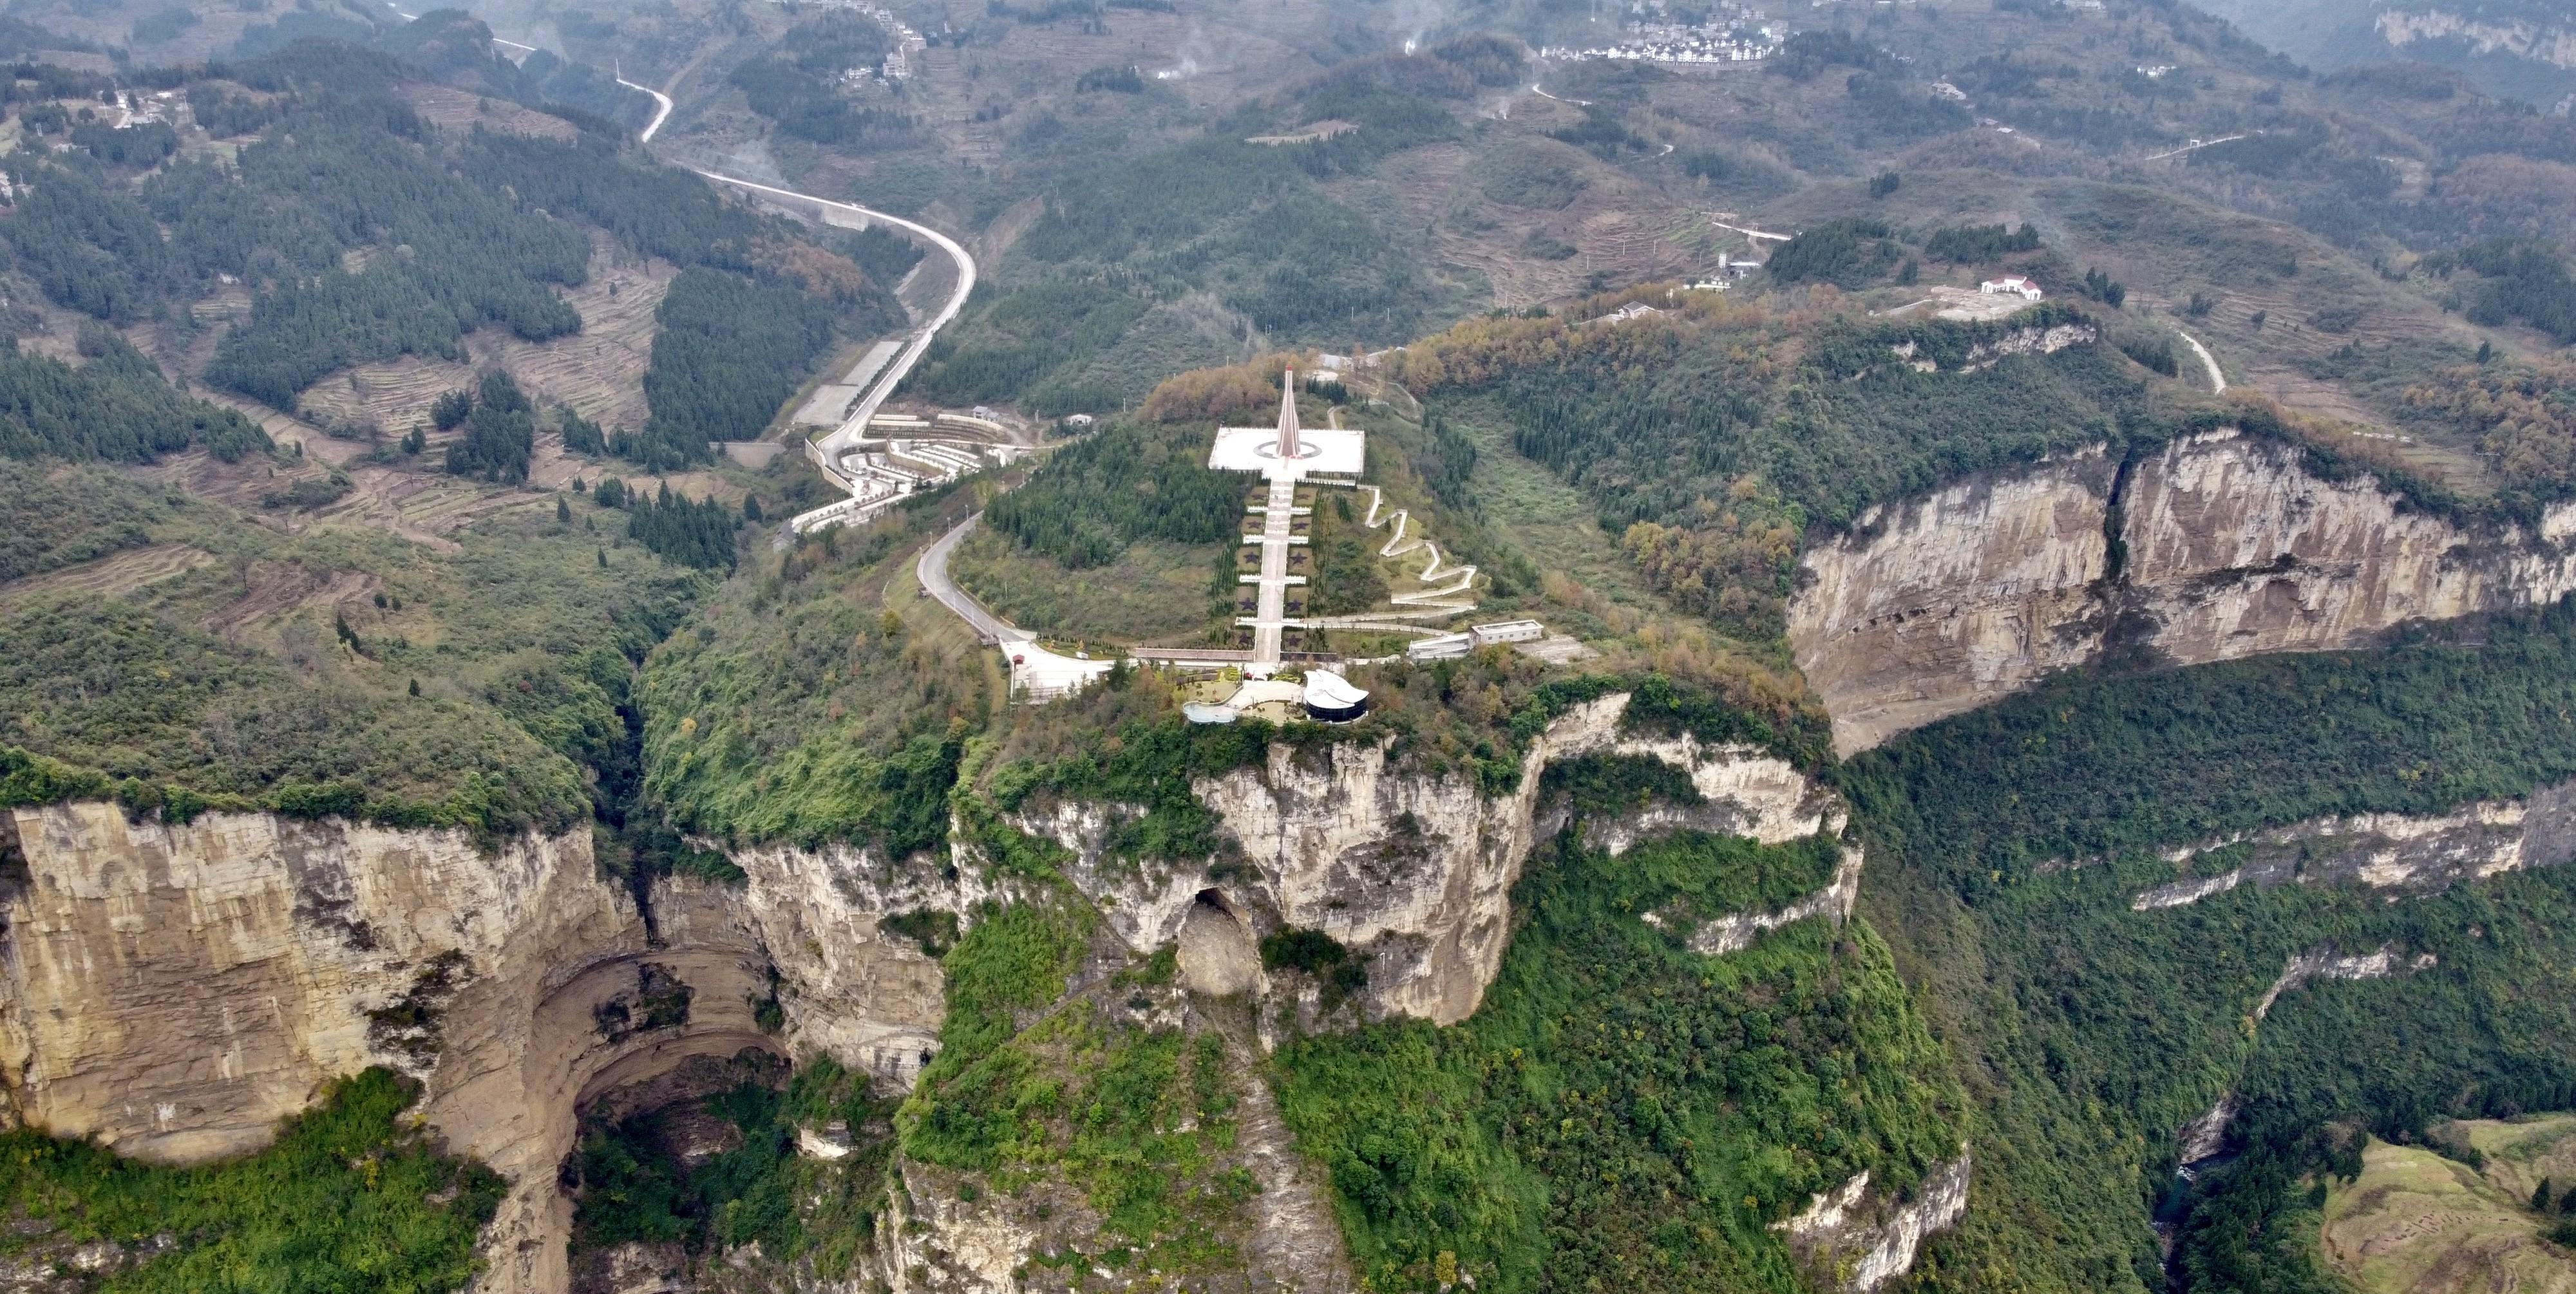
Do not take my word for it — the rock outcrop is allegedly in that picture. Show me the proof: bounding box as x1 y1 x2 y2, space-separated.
1175 692 1841 1024
1776 1152 1975 1292
2127 778 2576 910
0 803 958 1294
1791 430 2576 755
0 691 1885 1294
1647 847 1865 957
2253 944 2436 1020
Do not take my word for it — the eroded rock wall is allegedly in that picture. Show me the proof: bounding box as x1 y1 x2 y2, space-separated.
1790 431 2576 755
1788 453 2118 757
0 803 630 1165
1173 692 1844 1024
1776 1152 1975 1293
0 693 1892 1294
0 805 960 1294
2128 778 2576 910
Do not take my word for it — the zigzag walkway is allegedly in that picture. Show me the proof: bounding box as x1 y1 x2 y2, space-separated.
1354 485 1477 610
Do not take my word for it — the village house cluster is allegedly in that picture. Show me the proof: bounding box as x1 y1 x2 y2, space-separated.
1540 1 1782 65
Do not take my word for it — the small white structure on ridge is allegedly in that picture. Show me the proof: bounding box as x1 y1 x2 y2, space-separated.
1302 670 1370 722
1980 276 2043 301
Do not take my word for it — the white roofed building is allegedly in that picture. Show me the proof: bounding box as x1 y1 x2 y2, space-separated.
1302 670 1370 722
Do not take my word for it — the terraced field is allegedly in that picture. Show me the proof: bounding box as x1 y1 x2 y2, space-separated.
1359 127 1714 315
297 234 675 440
2321 1121 2576 1294
394 83 580 142
0 543 217 601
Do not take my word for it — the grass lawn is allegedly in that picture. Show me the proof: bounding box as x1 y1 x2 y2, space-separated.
947 527 1227 647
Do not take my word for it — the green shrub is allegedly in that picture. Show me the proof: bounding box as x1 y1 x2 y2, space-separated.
899 897 1095 1170
1274 829 1962 1293
986 423 1239 569
0 1068 502 1293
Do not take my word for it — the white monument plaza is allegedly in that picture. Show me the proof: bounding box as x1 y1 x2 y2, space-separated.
1208 372 1363 670
1207 371 1365 480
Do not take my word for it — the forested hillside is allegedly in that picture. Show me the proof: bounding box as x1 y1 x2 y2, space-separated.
1 3 2574 1293
0 41 901 476
1845 601 2576 1291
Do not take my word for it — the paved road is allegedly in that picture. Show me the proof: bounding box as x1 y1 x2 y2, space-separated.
683 173 979 497
614 75 675 142
2177 329 2227 395
614 64 1073 688
916 515 1022 645
2145 132 2254 163
919 514 1112 697
1709 216 1794 243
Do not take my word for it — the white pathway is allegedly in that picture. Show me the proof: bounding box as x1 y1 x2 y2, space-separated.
1356 485 1477 610
613 74 675 142
1245 479 1303 666
2177 329 2226 395
609 61 1101 700
917 516 1110 699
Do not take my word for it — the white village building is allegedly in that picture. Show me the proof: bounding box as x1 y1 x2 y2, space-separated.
1979 276 2043 301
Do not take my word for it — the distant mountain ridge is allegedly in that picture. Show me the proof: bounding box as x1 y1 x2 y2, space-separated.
2191 0 2576 108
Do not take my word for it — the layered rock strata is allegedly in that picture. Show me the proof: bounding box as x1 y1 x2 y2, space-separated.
1776 1152 1976 1293
1014 692 1848 1026
0 689 1904 1294
1790 429 2576 755
2127 778 2576 910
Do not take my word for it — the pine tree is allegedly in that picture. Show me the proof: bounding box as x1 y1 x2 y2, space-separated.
430 388 473 431
2540 1177 2557 1213
556 496 573 523
743 492 764 522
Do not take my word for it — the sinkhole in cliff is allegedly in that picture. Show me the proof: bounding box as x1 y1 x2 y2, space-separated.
555 1038 898 1293
1178 888 1264 996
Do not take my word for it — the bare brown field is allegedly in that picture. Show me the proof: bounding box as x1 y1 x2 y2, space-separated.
1358 127 1710 313
200 562 381 645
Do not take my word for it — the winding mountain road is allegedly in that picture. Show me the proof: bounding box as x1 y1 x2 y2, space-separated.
2177 329 2226 394
918 514 1113 697
681 171 979 503
917 516 1020 645
609 71 1093 694
614 75 674 142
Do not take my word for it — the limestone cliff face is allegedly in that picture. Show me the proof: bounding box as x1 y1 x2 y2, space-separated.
1651 848 1864 957
2376 9 2576 69
0 693 1912 1294
2127 778 2576 910
1791 430 2576 755
0 805 956 1294
1173 692 1843 1025
714 838 981 1089
0 803 627 1165
1775 1152 1975 1293
1788 453 2116 756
